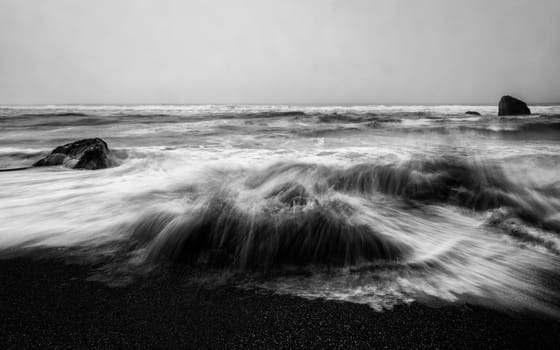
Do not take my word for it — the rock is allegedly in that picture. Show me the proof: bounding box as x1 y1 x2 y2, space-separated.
498 95 531 116
33 138 116 170
465 111 481 116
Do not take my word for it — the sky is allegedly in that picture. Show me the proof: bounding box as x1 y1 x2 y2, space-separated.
0 0 559 105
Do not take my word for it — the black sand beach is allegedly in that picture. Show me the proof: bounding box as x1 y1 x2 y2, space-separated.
1 257 559 349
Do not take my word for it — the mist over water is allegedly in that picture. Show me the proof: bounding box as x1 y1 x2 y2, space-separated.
1 105 560 316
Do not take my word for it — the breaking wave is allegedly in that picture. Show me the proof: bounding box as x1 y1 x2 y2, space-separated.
71 155 556 315
118 158 560 271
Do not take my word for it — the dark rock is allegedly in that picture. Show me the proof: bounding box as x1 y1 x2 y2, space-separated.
34 153 67 167
498 95 531 116
33 138 116 170
465 111 481 116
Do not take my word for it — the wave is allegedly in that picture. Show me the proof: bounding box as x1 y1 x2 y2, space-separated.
329 158 515 209
485 208 560 254
518 121 560 132
17 112 89 118
95 157 560 315
233 158 558 223
108 156 560 275
329 158 560 236
0 148 47 169
407 122 560 137
2 108 558 142
3 104 560 316
0 148 45 159
3 149 560 316
129 194 408 270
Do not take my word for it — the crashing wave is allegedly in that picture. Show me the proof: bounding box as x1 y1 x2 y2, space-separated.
128 194 408 269
113 156 560 275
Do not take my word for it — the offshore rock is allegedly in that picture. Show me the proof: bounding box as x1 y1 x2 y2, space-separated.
33 138 116 170
498 95 531 116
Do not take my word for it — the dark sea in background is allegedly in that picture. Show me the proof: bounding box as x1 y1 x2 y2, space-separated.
1 105 560 316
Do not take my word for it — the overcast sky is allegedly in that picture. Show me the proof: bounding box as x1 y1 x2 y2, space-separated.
0 0 559 105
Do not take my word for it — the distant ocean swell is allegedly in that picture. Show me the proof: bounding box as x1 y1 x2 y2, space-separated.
1 109 559 131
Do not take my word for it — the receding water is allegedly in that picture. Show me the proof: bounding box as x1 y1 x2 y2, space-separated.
1 105 560 316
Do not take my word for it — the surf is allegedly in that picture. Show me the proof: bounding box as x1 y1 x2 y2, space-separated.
1 105 560 317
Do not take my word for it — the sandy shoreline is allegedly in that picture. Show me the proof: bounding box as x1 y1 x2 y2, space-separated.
0 256 559 349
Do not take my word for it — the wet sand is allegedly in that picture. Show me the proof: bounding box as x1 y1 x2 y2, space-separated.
1 257 559 349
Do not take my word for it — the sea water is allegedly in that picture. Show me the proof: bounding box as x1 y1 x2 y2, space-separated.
1 104 559 315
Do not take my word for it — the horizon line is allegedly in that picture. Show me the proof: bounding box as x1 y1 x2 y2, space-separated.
1 101 560 108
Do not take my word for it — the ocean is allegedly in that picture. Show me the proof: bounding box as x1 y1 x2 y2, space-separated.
1 104 560 316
